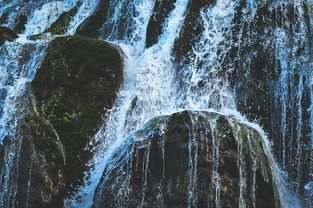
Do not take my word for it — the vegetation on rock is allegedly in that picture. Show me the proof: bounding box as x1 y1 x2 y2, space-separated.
45 4 80 35
0 87 65 208
31 35 123 194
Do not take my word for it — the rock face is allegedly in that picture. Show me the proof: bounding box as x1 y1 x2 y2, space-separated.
75 0 110 38
93 111 279 208
0 26 18 46
224 2 312 200
0 88 66 208
145 0 177 48
173 0 213 64
45 5 79 35
0 35 124 207
31 35 123 193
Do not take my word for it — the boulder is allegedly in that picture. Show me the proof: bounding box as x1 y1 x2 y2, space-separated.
31 36 123 193
93 110 280 208
0 26 18 46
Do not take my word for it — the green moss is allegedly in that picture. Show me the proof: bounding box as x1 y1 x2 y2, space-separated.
45 5 79 35
31 35 123 191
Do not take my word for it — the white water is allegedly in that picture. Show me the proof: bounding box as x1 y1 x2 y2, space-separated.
0 0 310 207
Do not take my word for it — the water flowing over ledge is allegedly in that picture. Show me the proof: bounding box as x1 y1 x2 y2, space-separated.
0 0 312 207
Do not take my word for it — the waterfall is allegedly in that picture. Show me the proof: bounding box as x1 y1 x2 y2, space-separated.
67 0 306 207
1 0 312 207
272 1 313 205
67 0 189 206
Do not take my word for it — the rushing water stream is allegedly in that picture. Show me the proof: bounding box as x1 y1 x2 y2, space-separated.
0 0 312 207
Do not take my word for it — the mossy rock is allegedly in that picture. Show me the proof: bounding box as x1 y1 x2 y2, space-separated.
31 35 123 192
0 89 66 208
45 3 80 35
0 26 18 46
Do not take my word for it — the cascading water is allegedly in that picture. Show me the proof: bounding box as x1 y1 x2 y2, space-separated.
1 0 312 207
0 0 98 207
67 0 189 206
271 1 313 205
67 0 307 207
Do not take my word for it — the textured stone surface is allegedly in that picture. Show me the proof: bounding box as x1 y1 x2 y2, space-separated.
93 110 279 208
0 26 18 46
31 35 123 193
75 0 110 38
0 88 65 208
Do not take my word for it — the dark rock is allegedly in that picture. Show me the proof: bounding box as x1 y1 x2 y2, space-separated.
226 1 280 129
145 0 177 48
173 0 213 64
13 14 28 34
31 36 123 193
75 0 110 38
0 88 66 208
0 26 18 46
93 111 279 208
45 4 80 35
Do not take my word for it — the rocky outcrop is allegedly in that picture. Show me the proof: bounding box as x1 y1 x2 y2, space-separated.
173 0 213 64
0 26 18 46
0 35 124 207
31 35 123 194
226 1 281 130
145 0 177 48
45 5 79 35
93 110 280 208
0 88 65 208
225 2 312 201
75 0 110 38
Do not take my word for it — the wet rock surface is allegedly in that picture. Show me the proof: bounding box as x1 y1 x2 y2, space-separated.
45 5 79 35
173 0 213 64
145 0 177 48
31 35 123 194
0 88 65 208
0 26 18 46
93 110 278 208
76 0 110 38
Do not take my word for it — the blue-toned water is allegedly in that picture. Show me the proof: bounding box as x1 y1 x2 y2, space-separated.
0 0 312 207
